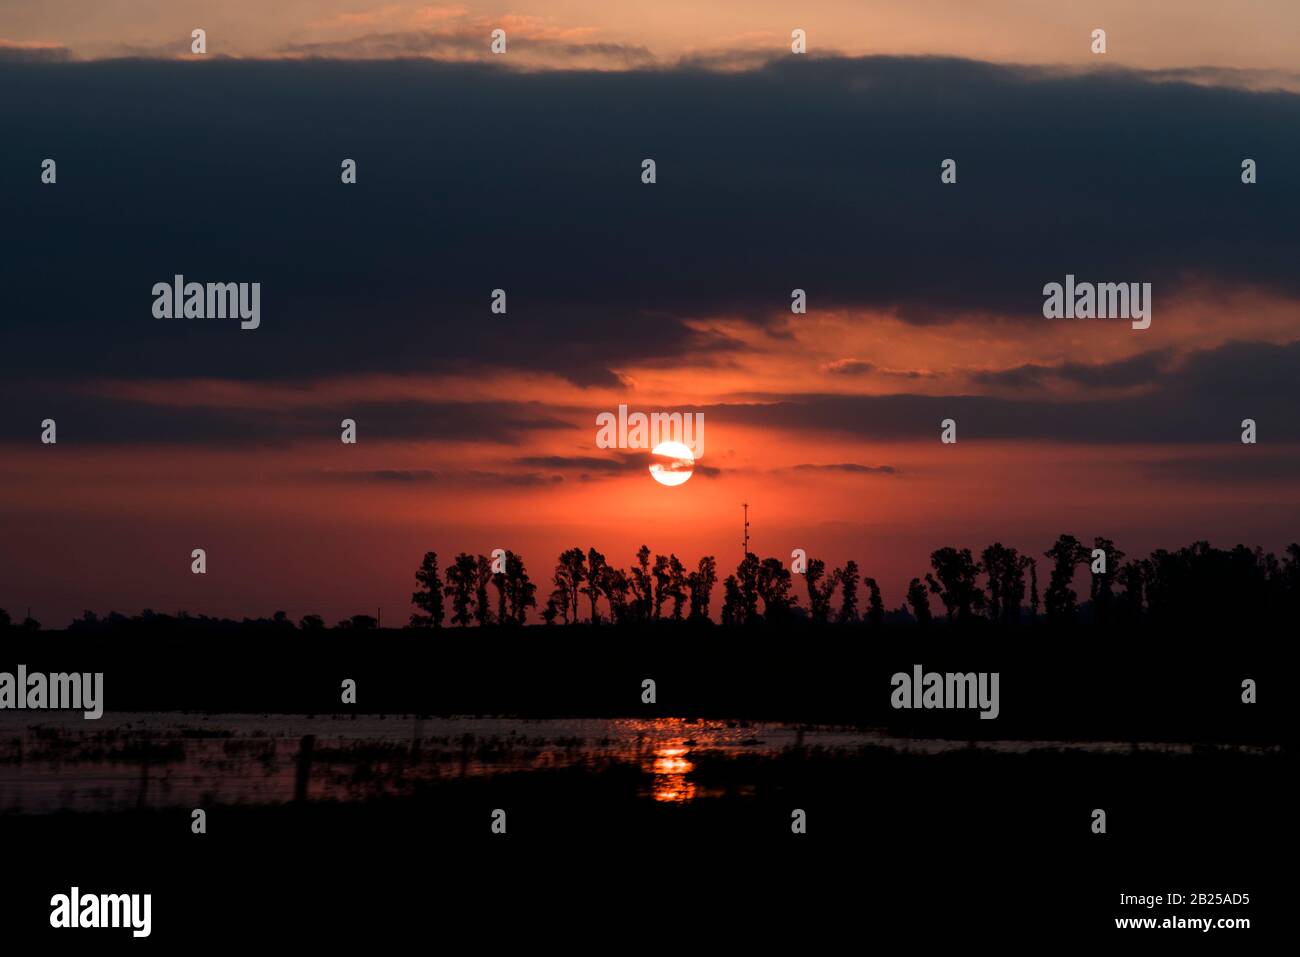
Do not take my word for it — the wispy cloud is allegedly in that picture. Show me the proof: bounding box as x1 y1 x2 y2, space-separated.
792 463 898 474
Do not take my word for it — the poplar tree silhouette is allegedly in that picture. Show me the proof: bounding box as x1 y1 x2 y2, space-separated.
667 554 688 620
492 561 509 624
837 560 860 623
980 543 1028 624
409 551 445 628
926 547 984 622
688 555 718 621
504 550 536 624
721 574 742 626
446 553 478 627
651 553 670 619
1044 535 1088 624
584 548 608 624
555 548 586 624
803 557 836 624
631 545 653 621
757 557 796 622
737 553 761 624
603 564 631 624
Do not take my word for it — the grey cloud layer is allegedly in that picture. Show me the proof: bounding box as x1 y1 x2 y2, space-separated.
1 54 1297 394
5 339 1291 449
708 340 1300 444
0 389 571 446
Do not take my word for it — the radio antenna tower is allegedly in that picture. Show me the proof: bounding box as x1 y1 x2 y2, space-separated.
741 502 750 559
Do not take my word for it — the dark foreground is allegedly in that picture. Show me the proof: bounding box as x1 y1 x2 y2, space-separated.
0 624 1288 945
0 624 1285 742
0 741 1289 945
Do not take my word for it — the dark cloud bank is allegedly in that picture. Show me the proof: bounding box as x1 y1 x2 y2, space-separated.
1 54 1298 447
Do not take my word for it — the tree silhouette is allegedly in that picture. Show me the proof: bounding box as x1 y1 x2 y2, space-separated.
667 555 688 620
720 574 742 626
651 553 670 619
803 557 836 624
926 547 984 622
583 548 608 624
504 550 536 625
906 577 932 625
545 576 570 625
552 548 586 625
864 576 884 628
837 560 860 623
736 552 761 625
446 553 478 627
757 557 797 622
1044 534 1088 624
631 545 653 622
492 561 509 624
688 555 717 621
410 551 445 629
981 543 1028 624
603 564 632 624
1089 537 1125 625
980 543 1008 622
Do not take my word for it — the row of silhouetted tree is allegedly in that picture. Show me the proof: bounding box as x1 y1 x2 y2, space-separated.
408 547 712 628
403 536 1300 628
7 535 1296 632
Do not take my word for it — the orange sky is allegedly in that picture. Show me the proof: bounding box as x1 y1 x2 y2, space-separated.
4 285 1298 624
8 0 1300 83
2 3 1298 625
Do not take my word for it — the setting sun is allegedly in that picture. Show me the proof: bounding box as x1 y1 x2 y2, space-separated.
649 440 695 486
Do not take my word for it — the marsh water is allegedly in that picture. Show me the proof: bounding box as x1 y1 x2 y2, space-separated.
0 712 1265 814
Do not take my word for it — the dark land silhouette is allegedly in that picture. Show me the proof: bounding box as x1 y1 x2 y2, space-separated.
1 533 1288 943
1 734 1285 944
1 533 1289 738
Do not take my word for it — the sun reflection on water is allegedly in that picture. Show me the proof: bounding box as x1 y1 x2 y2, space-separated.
649 744 696 802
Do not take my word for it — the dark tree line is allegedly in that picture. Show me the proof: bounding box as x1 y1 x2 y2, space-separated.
404 536 1300 628
409 547 718 628
0 608 40 631
6 535 1296 633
